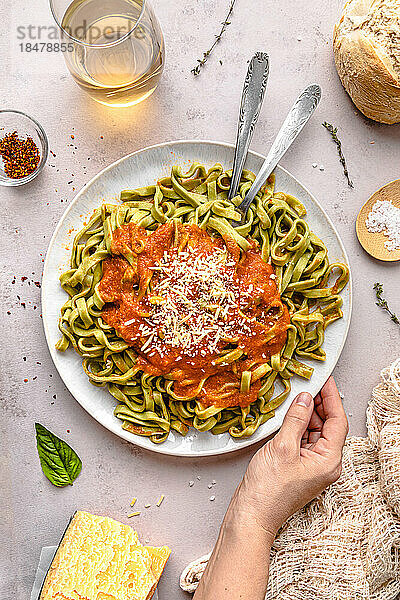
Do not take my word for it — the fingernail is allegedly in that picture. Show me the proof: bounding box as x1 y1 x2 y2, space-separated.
295 392 312 407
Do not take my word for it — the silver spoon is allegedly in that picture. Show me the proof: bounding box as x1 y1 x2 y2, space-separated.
228 52 270 200
234 84 322 225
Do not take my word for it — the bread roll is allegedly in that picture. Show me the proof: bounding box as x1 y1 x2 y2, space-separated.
334 0 400 124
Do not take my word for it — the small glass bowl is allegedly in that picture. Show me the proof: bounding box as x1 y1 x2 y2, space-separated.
0 110 49 186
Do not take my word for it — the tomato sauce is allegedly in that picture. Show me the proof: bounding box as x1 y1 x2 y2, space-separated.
98 221 289 409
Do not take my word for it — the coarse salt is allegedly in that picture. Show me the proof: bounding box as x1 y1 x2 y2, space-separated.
365 199 400 251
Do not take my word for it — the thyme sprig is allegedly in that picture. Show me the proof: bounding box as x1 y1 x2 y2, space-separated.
191 0 237 76
322 122 354 188
373 282 399 326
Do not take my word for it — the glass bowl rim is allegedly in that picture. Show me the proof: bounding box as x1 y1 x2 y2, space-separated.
0 109 49 187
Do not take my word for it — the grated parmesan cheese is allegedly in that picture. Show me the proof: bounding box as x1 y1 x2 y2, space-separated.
134 245 267 358
365 199 400 251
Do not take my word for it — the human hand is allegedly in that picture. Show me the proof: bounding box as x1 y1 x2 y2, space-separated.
236 377 348 540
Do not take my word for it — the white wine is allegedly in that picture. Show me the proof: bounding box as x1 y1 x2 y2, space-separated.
60 0 164 107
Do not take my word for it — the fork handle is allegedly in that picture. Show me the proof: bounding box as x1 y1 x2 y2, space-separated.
228 52 269 200
238 84 322 217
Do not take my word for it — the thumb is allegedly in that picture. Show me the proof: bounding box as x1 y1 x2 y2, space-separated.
278 392 314 446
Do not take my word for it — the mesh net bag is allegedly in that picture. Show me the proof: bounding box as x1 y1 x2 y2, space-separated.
180 358 400 599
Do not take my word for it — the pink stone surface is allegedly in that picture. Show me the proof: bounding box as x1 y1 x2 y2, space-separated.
1 1 399 598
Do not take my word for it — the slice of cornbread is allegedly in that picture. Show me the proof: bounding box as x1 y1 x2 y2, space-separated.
39 511 170 600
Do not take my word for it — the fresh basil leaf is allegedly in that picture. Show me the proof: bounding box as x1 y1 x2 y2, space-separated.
35 423 82 487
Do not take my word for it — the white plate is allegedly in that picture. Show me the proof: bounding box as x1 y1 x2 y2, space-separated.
42 140 352 457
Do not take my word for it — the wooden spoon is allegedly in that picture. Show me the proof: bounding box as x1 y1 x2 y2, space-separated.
356 179 400 262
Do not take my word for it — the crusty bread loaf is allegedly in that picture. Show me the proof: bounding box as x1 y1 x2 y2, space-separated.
334 0 400 124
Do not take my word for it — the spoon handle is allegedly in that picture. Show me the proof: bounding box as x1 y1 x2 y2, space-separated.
237 84 322 217
228 52 270 200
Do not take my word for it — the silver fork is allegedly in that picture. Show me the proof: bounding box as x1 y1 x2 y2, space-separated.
233 84 322 225
228 52 270 200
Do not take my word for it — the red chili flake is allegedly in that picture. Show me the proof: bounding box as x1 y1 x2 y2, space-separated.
71 135 74 139
66 429 70 433
34 281 41 288
0 131 40 179
23 378 28 382
100 136 104 139
7 311 11 315
21 302 26 308
21 276 27 281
